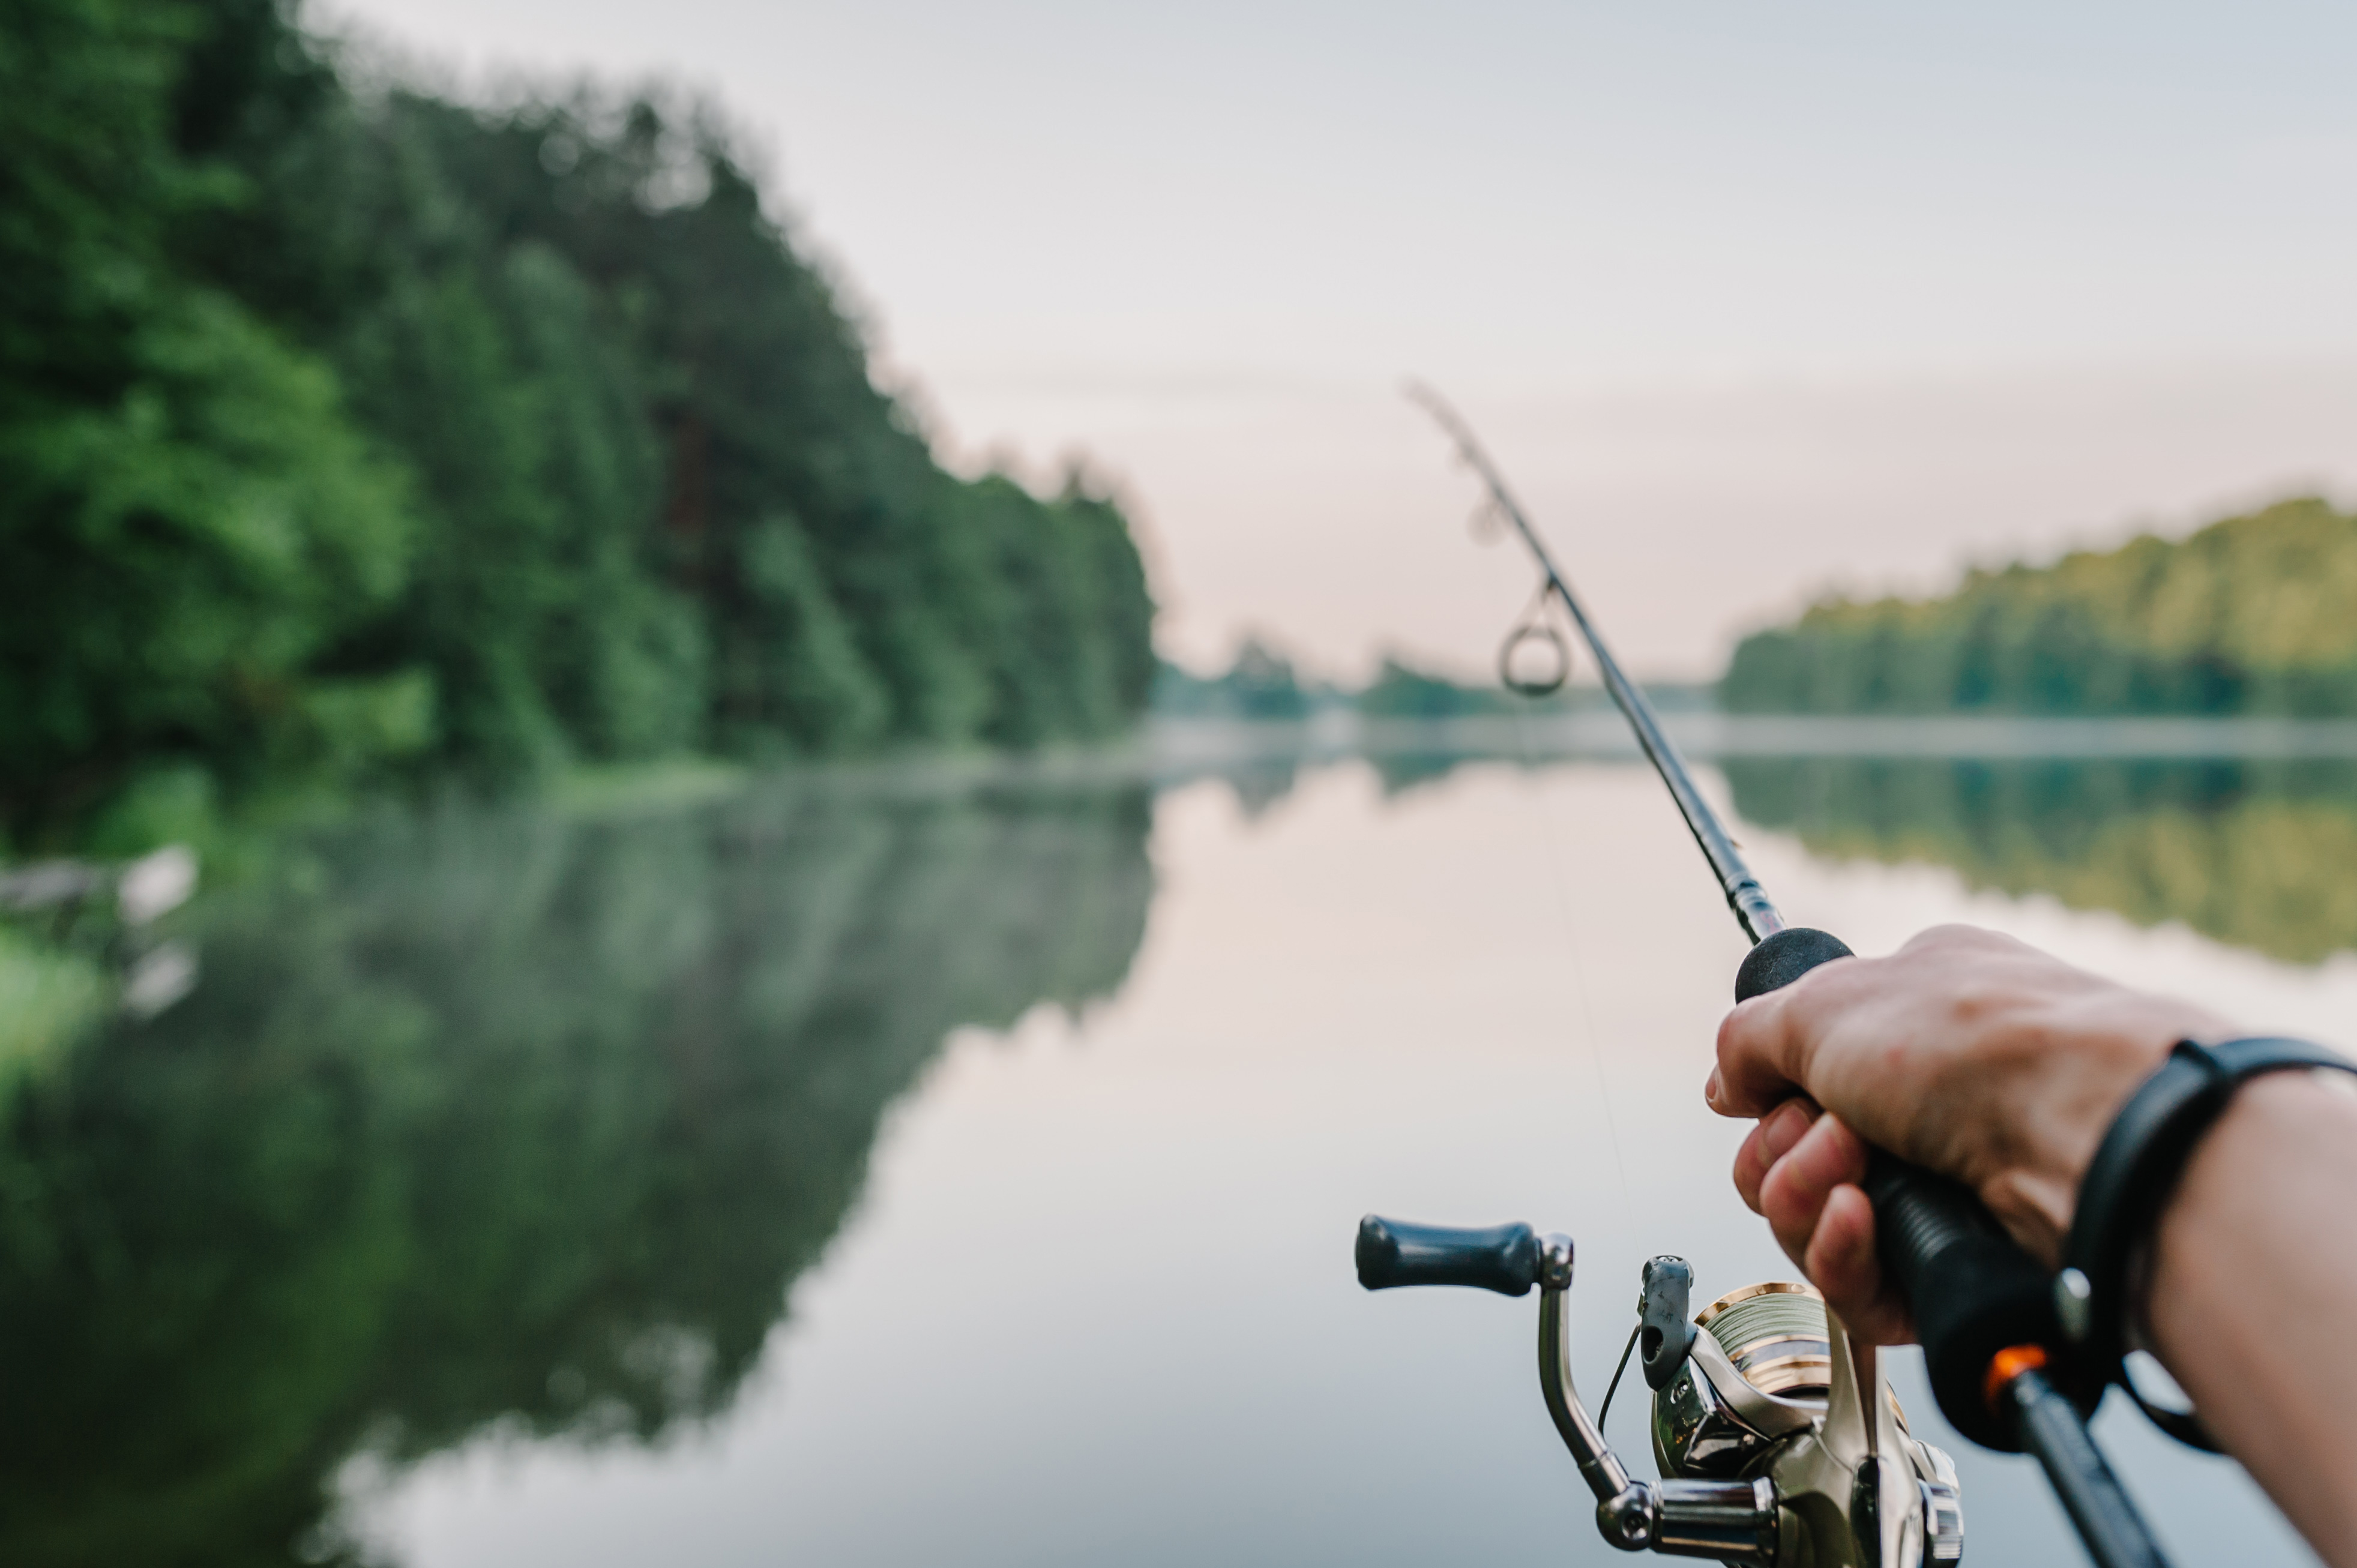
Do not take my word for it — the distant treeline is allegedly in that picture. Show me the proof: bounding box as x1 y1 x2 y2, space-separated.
1154 640 1711 722
1721 499 2357 716
1155 641 1330 721
1 0 1154 846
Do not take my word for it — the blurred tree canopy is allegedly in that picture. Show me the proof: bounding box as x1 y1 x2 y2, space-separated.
1720 499 2357 715
1356 654 1504 719
1152 638 1317 721
0 0 1155 845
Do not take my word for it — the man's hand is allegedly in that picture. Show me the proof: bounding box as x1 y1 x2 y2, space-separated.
1708 924 2229 1344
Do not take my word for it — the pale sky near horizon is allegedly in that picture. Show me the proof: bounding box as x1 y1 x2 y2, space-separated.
317 0 2357 680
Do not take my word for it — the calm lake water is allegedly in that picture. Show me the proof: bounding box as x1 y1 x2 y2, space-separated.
7 742 2347 1567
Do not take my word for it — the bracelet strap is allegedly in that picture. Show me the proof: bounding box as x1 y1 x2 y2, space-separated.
2062 1035 2357 1447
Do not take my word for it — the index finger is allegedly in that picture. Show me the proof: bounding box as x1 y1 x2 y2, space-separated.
1707 952 1865 1118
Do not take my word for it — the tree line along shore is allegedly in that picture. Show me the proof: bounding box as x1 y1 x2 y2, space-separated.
2 0 1155 853
7 0 2346 860
1721 497 2357 718
1166 498 2357 728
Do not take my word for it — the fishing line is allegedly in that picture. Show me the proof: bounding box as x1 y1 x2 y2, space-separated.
1503 579 1639 1248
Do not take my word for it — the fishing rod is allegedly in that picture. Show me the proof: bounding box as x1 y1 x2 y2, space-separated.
1351 385 2176 1568
1407 385 1782 945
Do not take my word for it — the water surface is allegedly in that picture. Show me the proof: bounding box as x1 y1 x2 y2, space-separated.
2 752 2341 1567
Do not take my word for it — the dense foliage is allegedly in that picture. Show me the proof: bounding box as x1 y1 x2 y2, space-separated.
0 0 1155 845
0 778 1153 1565
1720 499 2357 715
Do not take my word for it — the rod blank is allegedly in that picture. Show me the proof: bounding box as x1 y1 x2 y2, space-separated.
1407 383 1783 943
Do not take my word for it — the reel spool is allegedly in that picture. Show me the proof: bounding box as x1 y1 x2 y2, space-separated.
1701 1283 1835 1396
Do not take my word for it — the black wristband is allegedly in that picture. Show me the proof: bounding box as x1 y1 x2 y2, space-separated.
2062 1036 2357 1441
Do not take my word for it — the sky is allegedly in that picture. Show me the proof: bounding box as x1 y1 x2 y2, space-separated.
318 0 2357 680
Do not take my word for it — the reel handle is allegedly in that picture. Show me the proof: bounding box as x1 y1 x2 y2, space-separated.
1735 927 2067 1452
1355 1216 1541 1296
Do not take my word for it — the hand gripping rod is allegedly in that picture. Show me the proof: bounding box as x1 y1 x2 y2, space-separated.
1412 385 2173 1568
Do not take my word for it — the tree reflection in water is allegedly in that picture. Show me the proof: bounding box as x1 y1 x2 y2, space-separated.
0 779 1152 1567
1723 757 2357 964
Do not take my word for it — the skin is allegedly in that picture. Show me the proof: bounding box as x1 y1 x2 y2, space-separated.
1709 924 2357 1566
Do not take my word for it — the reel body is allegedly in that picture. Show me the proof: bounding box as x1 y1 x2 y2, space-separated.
1358 1216 1964 1568
1655 1281 1963 1567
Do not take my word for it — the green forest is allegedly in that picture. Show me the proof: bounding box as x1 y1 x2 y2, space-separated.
1720 497 2357 715
1 0 1155 851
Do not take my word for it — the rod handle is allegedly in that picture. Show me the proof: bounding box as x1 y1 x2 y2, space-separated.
1861 1154 2064 1450
1733 927 2065 1451
1355 1215 1540 1296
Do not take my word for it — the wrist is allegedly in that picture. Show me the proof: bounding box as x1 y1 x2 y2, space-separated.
2065 1039 2357 1409
2149 1069 2357 1346
2140 1069 2357 1545
1964 1000 2205 1264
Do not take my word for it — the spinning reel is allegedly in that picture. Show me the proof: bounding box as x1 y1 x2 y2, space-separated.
1358 1217 1964 1568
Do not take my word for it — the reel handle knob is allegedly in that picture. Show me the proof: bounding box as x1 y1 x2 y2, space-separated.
1733 927 2068 1452
1355 1215 1541 1296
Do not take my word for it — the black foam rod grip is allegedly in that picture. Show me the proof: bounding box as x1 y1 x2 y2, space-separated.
1355 1216 1540 1296
1732 927 1856 1003
1862 1156 2060 1452
1732 926 2060 1452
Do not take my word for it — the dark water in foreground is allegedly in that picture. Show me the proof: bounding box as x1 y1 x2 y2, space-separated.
1 750 2344 1566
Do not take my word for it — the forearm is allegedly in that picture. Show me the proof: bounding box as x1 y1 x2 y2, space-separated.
2147 1071 2357 1566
